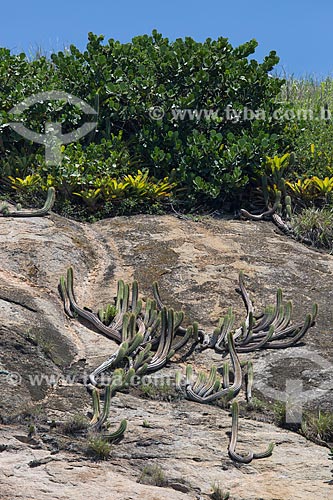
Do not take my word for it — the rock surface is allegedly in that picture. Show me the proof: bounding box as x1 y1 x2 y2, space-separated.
0 213 333 499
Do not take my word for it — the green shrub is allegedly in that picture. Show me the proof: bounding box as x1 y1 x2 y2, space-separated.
0 31 286 214
273 401 287 426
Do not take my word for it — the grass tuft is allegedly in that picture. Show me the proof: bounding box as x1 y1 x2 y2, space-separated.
291 207 333 251
210 483 230 500
86 436 111 460
137 464 167 487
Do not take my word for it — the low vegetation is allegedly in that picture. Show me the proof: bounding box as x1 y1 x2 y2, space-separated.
86 436 112 460
210 484 230 500
301 410 333 444
137 464 167 487
1 31 333 249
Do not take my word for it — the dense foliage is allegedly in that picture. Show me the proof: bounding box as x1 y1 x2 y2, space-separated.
0 31 286 216
1 31 333 246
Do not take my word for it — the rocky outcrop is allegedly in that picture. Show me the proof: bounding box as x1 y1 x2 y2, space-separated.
0 213 333 499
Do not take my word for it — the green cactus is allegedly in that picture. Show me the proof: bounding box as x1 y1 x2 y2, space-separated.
228 401 274 464
90 388 101 426
230 273 317 352
184 332 242 403
98 303 117 325
103 419 127 442
56 266 321 466
245 361 254 404
89 385 127 442
91 384 112 431
0 187 55 217
285 195 292 220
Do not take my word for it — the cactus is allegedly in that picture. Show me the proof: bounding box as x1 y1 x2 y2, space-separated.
98 303 117 325
89 385 127 442
0 187 55 217
90 388 101 426
59 268 195 359
285 195 292 220
90 384 112 431
230 273 317 352
184 332 241 403
245 361 254 404
57 266 318 465
228 401 274 463
240 186 294 235
103 418 127 442
240 190 281 221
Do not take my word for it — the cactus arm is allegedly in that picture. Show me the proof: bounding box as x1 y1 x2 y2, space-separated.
131 281 138 311
152 281 164 309
234 272 254 339
59 275 75 318
185 365 193 386
235 324 274 352
161 309 175 359
229 401 274 463
240 191 281 222
222 362 230 389
245 361 254 403
171 325 193 352
65 267 121 342
91 384 112 431
126 333 144 356
240 200 278 221
146 307 177 372
89 341 131 386
133 343 153 371
215 311 235 352
103 419 127 442
264 313 312 349
253 442 275 459
228 401 254 464
252 305 275 333
1 187 56 217
185 332 242 403
90 388 101 425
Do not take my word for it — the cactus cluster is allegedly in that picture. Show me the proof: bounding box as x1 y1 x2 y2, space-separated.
241 153 294 232
59 266 318 464
60 267 197 387
241 188 292 234
177 332 241 404
0 187 55 217
202 272 317 353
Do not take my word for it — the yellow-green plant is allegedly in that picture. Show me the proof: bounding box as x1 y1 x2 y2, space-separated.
96 177 129 200
311 176 333 196
123 170 176 200
264 153 290 196
73 188 102 209
8 174 42 192
285 178 313 199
